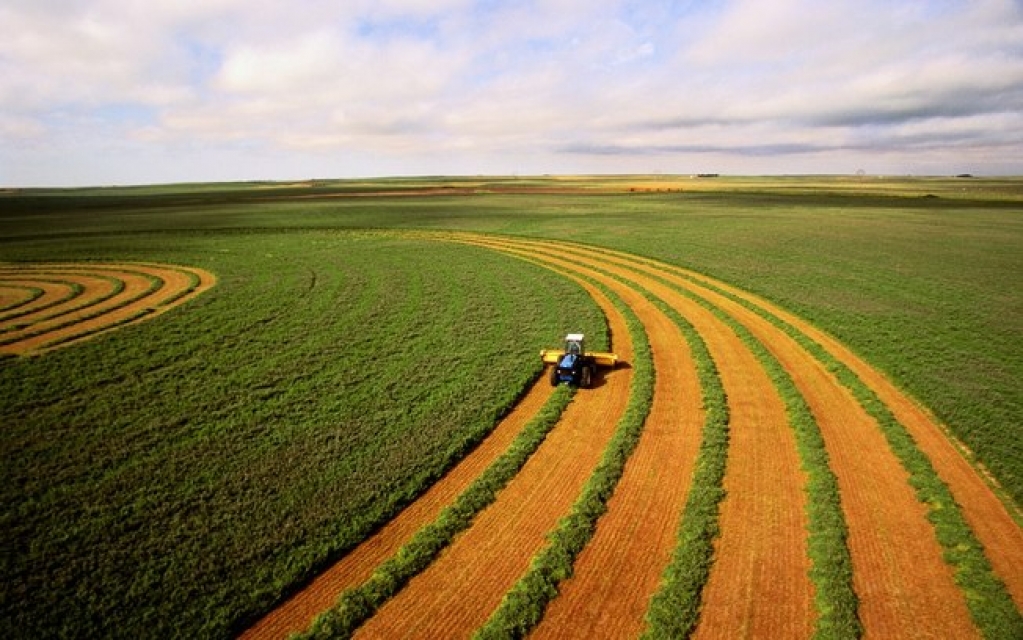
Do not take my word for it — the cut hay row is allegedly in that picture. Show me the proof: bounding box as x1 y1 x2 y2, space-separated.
533 238 1020 637
474 255 655 639
0 285 41 311
513 250 703 638
0 281 71 318
0 263 215 356
475 237 815 638
246 232 1019 639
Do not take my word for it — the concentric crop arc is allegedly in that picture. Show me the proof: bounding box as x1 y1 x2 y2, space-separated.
0 263 215 356
246 233 1022 640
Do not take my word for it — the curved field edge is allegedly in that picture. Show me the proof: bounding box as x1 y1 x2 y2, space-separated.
558 239 1021 635
474 270 654 639
0 235 606 640
297 384 575 639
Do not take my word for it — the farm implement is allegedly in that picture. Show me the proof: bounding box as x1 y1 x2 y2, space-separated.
541 333 618 388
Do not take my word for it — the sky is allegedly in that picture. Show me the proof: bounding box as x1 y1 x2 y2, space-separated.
2 0 1022 186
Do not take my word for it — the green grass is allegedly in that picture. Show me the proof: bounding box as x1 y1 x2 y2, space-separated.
0 231 605 639
4 178 1018 508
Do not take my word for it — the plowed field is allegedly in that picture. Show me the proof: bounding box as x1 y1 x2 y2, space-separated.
248 233 1021 640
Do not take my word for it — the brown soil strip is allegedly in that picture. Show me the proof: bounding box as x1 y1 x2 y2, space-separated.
0 264 214 355
606 255 981 638
688 273 1023 609
0 279 78 322
516 245 707 639
239 380 556 640
0 285 39 312
354 268 634 639
494 239 814 639
0 274 117 332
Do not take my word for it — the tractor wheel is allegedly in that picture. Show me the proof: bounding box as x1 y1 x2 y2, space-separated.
550 366 559 386
580 366 592 389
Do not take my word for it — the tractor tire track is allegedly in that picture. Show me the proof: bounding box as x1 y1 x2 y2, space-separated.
354 272 634 639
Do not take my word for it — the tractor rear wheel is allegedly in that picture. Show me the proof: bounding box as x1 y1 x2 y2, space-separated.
580 365 592 389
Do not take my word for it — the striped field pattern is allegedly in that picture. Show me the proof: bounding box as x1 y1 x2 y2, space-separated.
0 263 215 356
247 233 1022 640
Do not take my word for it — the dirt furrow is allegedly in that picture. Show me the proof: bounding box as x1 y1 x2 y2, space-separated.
354 271 634 639
496 239 813 639
240 380 555 640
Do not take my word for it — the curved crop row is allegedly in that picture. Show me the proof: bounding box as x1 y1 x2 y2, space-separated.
298 384 576 639
492 237 814 638
476 276 654 639
245 231 1020 640
539 237 1020 637
0 263 215 355
513 240 855 638
673 266 1021 636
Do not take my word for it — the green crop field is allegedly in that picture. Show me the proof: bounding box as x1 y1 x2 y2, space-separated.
1 175 1020 638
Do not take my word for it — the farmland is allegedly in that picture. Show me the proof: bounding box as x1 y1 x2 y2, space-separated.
1 176 1021 638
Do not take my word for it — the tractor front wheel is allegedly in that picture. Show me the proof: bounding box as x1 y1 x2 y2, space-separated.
550 366 560 386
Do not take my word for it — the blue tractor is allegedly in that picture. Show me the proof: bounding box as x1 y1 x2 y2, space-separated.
540 333 619 389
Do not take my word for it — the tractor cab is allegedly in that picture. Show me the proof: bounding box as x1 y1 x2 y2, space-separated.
564 333 585 356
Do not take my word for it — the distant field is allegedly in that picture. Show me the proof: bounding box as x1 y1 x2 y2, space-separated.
1 175 1020 638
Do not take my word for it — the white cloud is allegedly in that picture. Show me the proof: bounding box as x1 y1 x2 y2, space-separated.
1 0 1021 185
